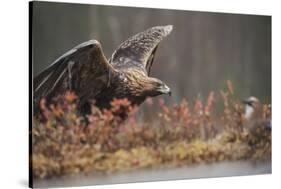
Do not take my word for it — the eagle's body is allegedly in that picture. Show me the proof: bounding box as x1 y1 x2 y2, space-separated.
33 25 173 114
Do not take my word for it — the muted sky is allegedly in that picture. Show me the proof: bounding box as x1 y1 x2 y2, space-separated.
32 2 271 106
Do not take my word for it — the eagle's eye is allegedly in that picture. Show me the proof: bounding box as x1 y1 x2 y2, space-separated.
157 81 166 88
159 82 167 88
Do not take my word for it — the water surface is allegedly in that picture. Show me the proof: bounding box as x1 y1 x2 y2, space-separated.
33 160 271 188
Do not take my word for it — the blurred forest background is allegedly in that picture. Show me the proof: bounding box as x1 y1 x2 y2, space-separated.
32 2 271 113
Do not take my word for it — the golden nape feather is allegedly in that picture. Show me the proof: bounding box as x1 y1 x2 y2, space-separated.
33 25 173 115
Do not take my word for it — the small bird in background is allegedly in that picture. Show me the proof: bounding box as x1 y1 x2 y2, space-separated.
243 96 261 121
242 96 271 135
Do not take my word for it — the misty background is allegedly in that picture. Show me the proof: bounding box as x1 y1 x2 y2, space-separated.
32 1 271 110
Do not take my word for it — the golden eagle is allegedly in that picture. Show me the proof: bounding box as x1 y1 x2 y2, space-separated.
33 25 173 114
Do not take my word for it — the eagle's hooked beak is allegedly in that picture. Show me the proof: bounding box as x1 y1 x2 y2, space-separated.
168 90 172 96
160 84 172 96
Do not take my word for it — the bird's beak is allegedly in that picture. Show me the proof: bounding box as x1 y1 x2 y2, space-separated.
242 99 250 105
161 84 172 96
168 90 172 96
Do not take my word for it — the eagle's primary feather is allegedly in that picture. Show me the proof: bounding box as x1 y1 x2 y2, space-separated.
33 25 173 114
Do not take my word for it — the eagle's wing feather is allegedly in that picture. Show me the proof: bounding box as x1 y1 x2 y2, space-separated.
33 48 77 89
145 45 158 75
109 25 173 75
33 40 113 112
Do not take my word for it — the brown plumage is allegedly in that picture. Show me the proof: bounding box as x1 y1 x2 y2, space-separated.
33 25 173 114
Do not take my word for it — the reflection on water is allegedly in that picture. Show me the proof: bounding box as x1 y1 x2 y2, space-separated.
33 160 271 188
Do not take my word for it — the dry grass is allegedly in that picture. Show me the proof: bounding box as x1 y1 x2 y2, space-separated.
32 81 271 179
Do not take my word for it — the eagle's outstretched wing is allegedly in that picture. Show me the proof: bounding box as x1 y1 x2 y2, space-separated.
109 25 173 75
33 40 114 113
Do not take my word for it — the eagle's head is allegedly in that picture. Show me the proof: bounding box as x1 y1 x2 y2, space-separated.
115 70 171 100
144 77 171 97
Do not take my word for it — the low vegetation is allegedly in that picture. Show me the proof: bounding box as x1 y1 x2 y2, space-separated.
32 81 271 179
